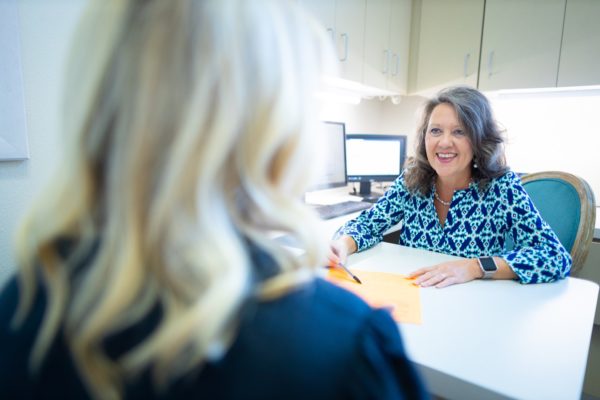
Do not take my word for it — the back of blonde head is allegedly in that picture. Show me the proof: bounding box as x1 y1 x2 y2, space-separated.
14 0 333 398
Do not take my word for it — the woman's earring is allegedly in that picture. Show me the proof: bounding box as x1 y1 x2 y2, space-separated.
473 159 478 169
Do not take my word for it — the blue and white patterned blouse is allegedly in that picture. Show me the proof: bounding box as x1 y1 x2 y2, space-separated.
336 171 571 284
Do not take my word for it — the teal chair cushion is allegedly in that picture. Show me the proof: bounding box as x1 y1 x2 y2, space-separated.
521 178 581 253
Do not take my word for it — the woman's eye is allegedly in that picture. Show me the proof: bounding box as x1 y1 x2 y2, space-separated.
429 128 441 135
453 129 465 136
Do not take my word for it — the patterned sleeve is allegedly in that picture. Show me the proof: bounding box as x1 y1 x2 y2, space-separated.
334 175 408 252
500 173 572 283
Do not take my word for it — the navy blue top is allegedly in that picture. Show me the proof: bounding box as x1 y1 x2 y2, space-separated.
336 171 571 284
0 245 427 399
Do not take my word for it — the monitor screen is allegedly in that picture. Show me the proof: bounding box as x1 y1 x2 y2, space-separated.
345 134 407 197
306 121 347 191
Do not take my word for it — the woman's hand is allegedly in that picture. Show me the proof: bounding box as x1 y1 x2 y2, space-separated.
327 236 357 267
408 258 483 288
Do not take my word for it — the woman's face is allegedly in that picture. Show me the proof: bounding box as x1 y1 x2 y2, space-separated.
425 103 474 185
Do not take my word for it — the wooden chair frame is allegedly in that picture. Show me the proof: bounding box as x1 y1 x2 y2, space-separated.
521 171 596 274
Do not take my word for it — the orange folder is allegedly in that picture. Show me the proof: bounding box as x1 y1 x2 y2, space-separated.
327 268 422 324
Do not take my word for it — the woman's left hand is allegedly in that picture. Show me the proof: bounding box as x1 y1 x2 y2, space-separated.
408 259 483 288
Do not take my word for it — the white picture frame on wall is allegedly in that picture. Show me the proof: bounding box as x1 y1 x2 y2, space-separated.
0 0 29 161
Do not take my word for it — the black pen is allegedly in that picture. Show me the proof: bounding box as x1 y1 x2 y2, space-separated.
336 262 362 284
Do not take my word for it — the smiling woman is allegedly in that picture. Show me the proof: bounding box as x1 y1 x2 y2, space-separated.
329 86 572 288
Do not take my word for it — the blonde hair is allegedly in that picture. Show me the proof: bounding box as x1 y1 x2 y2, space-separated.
13 0 333 398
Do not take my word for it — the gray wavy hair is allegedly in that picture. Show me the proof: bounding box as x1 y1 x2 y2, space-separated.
404 86 508 195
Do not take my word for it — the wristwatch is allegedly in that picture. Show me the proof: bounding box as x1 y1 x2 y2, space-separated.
477 257 497 279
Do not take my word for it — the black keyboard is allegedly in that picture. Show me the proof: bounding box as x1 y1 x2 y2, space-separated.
312 201 372 220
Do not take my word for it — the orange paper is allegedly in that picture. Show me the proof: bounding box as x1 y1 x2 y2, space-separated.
327 268 422 324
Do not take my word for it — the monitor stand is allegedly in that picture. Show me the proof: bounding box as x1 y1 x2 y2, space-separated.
357 181 381 203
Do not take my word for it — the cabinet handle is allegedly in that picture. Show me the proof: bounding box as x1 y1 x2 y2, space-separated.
487 51 495 78
326 28 335 43
392 53 399 76
382 49 389 74
463 53 470 78
340 33 348 62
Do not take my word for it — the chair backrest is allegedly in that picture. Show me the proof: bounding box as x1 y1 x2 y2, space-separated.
520 171 596 273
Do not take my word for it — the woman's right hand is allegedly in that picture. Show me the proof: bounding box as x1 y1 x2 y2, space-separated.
327 236 357 267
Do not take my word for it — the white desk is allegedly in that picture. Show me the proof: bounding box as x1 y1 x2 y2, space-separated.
347 243 599 400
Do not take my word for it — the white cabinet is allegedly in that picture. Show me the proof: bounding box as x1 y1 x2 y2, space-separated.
363 0 392 89
386 0 411 93
335 0 367 82
409 0 484 94
300 0 366 83
478 0 565 91
557 0 600 87
298 0 335 34
363 0 411 93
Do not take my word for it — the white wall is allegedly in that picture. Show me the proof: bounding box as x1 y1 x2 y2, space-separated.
319 98 385 134
0 0 85 286
490 88 600 197
320 95 427 155
378 95 427 157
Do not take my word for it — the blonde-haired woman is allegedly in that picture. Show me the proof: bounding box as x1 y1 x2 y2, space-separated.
0 0 426 399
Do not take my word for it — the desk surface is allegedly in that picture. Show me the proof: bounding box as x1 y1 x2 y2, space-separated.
347 243 599 400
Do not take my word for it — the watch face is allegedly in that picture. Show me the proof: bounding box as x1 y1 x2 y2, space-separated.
479 257 497 272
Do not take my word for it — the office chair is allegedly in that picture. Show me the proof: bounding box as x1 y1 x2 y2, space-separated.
520 171 596 274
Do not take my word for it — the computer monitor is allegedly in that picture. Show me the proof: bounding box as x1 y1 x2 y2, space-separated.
306 121 347 191
345 134 407 200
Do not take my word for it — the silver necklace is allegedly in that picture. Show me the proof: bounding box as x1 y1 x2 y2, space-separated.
433 178 473 207
434 190 451 206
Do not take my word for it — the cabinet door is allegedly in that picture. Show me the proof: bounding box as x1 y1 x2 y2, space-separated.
387 0 411 93
478 0 565 91
412 0 484 94
298 0 336 51
299 0 335 32
557 0 600 87
335 0 367 82
363 0 392 89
